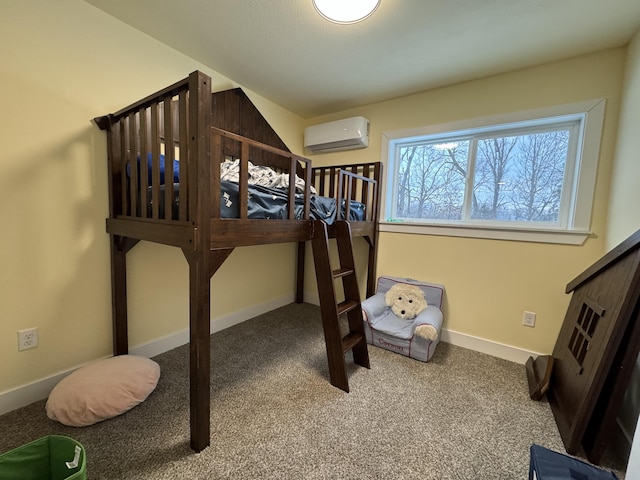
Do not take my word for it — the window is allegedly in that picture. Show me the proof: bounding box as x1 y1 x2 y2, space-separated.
382 100 605 245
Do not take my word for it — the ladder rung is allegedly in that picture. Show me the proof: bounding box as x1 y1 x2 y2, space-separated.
332 267 354 279
342 332 364 353
337 300 359 316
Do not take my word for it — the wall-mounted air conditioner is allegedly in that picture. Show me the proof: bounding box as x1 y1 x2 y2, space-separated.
304 116 370 153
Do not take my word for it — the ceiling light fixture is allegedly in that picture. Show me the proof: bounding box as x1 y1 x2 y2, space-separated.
313 0 381 24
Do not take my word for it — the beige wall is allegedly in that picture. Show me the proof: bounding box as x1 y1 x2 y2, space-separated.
305 49 626 355
605 29 640 450
0 0 304 396
606 31 640 247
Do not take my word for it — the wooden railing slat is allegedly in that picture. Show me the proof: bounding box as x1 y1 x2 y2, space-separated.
164 96 175 220
239 143 249 219
119 119 128 216
139 107 149 218
127 113 138 217
179 91 189 222
150 103 160 219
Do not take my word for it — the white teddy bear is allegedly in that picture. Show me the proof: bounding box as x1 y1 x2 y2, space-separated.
384 283 438 341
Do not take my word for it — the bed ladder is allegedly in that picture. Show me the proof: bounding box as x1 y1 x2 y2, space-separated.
311 219 370 392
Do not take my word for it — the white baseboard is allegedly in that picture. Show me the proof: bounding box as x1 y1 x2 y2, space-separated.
0 371 72 418
440 328 544 365
129 294 295 359
0 294 295 417
305 292 542 365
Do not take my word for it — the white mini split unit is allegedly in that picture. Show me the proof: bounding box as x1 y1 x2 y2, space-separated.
304 116 370 153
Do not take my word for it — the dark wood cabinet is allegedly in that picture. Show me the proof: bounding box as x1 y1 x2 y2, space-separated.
548 229 640 464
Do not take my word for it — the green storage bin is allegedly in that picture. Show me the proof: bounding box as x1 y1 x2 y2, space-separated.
0 435 87 480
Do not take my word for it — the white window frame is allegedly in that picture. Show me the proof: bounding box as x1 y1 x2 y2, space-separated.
380 99 605 245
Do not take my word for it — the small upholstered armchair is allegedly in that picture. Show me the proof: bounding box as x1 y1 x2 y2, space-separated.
361 276 445 362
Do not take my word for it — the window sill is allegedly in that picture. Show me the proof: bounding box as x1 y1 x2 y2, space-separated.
379 221 590 245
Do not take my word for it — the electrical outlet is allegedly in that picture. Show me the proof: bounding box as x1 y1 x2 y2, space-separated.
18 327 38 351
523 311 536 328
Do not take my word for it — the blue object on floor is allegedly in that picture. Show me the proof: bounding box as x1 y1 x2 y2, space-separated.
529 444 618 480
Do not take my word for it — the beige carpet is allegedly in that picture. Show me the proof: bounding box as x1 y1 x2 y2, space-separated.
0 303 627 479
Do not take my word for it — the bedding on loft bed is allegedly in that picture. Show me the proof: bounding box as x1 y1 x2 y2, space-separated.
131 155 366 223
146 182 366 223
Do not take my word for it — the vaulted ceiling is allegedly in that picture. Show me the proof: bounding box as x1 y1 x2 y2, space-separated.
86 0 640 118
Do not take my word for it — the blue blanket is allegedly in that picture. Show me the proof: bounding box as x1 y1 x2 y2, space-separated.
126 154 180 186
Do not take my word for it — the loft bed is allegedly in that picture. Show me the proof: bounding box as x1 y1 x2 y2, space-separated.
94 71 382 452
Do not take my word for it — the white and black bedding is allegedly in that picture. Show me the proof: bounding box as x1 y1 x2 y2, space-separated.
145 181 365 224
130 155 366 223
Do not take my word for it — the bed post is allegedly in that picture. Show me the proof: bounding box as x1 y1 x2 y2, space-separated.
110 237 138 354
296 242 306 303
364 236 378 298
110 241 128 354
184 71 213 453
365 162 382 297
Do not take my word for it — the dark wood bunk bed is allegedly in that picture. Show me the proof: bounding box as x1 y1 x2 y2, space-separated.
94 71 382 452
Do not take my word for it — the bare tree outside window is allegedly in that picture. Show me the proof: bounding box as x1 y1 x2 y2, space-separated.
471 131 569 222
391 123 574 227
509 131 569 222
396 141 468 220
